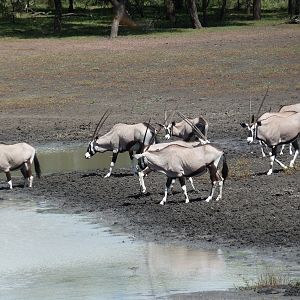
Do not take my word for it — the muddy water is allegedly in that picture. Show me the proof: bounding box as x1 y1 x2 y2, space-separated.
37 143 131 174
0 144 299 299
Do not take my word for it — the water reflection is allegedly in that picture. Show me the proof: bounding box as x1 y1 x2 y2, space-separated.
37 143 130 174
0 197 299 300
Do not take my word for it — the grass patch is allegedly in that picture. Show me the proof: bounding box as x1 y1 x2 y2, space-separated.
241 270 300 294
229 157 252 179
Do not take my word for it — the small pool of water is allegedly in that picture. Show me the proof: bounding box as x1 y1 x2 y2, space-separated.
0 196 299 300
37 142 131 175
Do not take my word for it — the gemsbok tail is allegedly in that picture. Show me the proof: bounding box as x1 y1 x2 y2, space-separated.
34 154 41 178
221 154 229 182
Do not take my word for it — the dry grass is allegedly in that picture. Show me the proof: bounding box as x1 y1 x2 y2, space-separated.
229 157 252 179
241 270 299 291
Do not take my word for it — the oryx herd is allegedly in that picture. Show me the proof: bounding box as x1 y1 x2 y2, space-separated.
1 99 300 205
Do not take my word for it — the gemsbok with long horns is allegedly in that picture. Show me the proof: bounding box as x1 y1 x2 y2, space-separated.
163 111 209 142
85 110 157 178
135 114 228 205
0 142 41 189
241 111 300 175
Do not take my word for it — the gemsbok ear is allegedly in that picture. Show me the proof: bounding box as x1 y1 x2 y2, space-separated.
240 122 248 128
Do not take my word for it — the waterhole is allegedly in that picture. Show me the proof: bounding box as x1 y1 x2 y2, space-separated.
0 143 299 299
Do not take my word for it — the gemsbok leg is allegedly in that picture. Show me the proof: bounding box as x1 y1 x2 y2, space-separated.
160 177 190 205
205 164 224 202
138 166 152 194
289 140 299 168
5 172 12 189
105 150 118 178
160 177 173 205
267 146 288 175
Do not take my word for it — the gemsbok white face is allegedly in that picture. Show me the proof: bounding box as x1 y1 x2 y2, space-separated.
85 140 96 159
164 123 173 140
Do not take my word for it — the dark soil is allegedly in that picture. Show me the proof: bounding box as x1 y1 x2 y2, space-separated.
0 25 300 251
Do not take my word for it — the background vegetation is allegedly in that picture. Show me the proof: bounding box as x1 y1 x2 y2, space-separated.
0 0 298 38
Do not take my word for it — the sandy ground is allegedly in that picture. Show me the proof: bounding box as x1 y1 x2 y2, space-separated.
0 24 300 297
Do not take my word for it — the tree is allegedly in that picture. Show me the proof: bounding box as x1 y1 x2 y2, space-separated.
202 0 210 26
220 0 227 20
289 0 300 15
165 0 176 23
253 0 261 20
68 0 74 12
109 0 136 38
186 0 202 28
53 0 62 33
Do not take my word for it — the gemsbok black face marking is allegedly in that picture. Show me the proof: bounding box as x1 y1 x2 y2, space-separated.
0 142 41 189
84 110 157 178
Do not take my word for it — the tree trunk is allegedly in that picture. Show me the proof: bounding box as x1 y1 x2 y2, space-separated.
202 0 209 26
186 0 202 28
246 0 251 14
109 0 136 38
253 0 261 20
68 0 74 13
53 0 62 33
288 0 299 15
175 0 183 10
296 0 300 14
220 0 226 20
165 0 176 23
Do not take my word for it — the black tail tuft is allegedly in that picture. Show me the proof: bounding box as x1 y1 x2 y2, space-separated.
34 154 41 178
221 154 229 182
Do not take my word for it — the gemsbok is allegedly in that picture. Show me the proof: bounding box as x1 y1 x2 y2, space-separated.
85 110 157 178
0 142 41 189
137 140 201 192
241 111 300 175
135 143 228 205
163 112 208 142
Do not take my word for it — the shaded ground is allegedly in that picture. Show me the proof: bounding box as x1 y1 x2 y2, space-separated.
0 25 300 297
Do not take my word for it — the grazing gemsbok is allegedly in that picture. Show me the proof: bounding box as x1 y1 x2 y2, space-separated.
0 142 41 189
135 116 228 205
163 111 209 142
85 110 157 178
241 111 300 175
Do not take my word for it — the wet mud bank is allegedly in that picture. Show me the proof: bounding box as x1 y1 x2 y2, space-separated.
16 154 300 250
